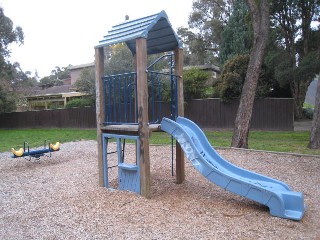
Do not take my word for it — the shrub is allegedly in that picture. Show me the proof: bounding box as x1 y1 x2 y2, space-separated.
183 67 211 100
215 54 249 101
65 97 95 108
215 54 274 101
303 107 314 119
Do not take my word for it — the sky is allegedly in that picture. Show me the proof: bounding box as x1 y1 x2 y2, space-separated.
1 0 193 78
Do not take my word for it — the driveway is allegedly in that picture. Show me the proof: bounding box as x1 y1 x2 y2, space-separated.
294 119 312 131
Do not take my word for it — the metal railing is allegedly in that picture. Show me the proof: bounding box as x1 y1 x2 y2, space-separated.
148 70 178 123
103 72 137 124
103 71 178 125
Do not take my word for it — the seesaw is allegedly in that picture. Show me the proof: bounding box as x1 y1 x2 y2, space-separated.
11 141 60 161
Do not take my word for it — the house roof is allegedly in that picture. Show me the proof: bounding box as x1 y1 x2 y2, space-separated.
29 85 75 96
68 62 95 70
26 91 88 100
183 64 221 73
95 10 182 55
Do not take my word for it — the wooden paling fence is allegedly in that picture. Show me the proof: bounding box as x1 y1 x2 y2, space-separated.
184 98 294 130
0 98 294 131
0 106 96 129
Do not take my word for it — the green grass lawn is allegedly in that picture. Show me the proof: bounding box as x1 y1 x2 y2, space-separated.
1 128 319 156
206 130 320 155
0 129 97 152
150 130 320 155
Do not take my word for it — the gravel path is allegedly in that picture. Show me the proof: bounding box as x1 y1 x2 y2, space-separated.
1 140 319 239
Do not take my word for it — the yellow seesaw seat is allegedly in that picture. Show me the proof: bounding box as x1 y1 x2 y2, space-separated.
11 148 24 157
50 142 60 151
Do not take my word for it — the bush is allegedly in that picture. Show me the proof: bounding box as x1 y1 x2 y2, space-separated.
215 54 274 101
65 97 95 108
215 54 249 101
303 107 314 119
159 67 211 102
183 67 211 100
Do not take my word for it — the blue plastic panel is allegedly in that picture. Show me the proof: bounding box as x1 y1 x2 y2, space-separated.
102 133 140 194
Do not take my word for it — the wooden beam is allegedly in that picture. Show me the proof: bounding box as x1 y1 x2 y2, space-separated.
136 38 151 198
95 47 105 187
174 47 185 184
101 124 161 134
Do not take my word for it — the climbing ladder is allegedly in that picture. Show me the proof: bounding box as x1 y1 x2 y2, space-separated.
102 133 140 193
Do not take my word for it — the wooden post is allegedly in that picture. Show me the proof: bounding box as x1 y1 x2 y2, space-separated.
136 38 151 198
95 47 105 187
174 47 185 184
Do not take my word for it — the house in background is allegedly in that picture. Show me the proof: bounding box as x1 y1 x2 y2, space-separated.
26 80 88 110
25 62 219 111
183 64 221 80
69 62 95 85
26 63 94 111
184 64 220 87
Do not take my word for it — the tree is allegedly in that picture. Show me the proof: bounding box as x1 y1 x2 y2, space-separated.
309 75 320 149
183 68 211 100
39 66 70 89
177 27 216 65
216 55 250 100
0 85 15 112
0 7 24 61
231 0 270 148
104 44 134 75
219 0 252 64
50 66 70 80
268 0 320 119
10 63 38 91
75 68 96 96
177 0 233 65
308 21 320 149
216 54 277 101
0 6 24 113
74 67 96 106
9 62 38 111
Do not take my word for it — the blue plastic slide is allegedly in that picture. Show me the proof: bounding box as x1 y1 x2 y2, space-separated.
161 117 305 220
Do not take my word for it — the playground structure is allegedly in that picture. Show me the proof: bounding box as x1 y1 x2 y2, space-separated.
95 11 305 220
11 141 60 160
95 11 185 198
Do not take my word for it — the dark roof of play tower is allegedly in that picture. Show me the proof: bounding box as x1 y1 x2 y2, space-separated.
95 10 182 55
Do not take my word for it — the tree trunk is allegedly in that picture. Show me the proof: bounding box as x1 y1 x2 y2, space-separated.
231 0 270 148
290 79 307 120
290 69 315 120
289 0 316 120
309 75 320 149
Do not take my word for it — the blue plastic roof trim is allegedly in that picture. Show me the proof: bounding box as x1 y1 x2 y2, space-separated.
95 10 182 55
